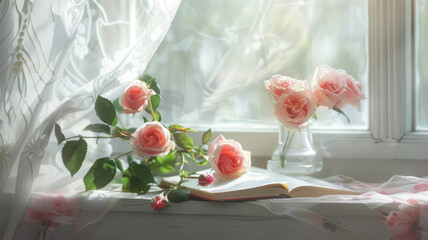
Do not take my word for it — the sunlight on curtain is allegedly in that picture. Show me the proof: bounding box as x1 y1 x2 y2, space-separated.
0 0 180 239
415 0 428 130
145 0 369 131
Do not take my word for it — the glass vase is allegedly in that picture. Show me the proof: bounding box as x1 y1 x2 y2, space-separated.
267 124 322 175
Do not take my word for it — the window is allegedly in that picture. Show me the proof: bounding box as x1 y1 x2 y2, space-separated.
145 0 368 131
142 0 426 160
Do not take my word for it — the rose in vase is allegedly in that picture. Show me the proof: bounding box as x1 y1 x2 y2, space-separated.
274 88 318 131
264 66 366 172
312 65 347 109
312 65 366 110
264 75 309 101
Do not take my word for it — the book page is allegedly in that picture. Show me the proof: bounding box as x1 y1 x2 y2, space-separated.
162 167 320 194
163 167 290 193
161 167 358 199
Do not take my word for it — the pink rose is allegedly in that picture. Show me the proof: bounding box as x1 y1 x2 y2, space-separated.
312 65 347 109
120 80 156 114
151 194 167 211
131 121 175 158
264 75 308 100
198 173 215 186
274 89 318 130
207 135 251 179
335 74 366 110
382 204 420 239
25 195 78 229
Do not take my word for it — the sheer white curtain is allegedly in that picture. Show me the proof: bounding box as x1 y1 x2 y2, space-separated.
0 0 180 239
145 0 368 130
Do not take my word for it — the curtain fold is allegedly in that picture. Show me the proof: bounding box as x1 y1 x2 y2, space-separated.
0 0 181 239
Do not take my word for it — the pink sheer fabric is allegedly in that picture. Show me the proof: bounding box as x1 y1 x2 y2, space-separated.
11 175 428 239
255 175 428 239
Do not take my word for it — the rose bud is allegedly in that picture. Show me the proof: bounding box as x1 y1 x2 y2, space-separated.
207 135 251 179
131 121 175 158
151 195 167 211
120 80 156 114
198 173 215 186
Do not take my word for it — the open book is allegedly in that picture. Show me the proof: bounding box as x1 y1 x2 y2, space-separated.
160 167 360 201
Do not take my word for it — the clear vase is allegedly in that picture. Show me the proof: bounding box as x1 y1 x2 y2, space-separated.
267 124 322 175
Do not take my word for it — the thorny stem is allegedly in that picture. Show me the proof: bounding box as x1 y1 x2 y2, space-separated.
114 126 133 137
65 135 116 140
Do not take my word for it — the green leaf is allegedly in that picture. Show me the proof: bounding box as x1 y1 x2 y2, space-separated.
121 162 154 194
202 129 212 145
127 128 137 133
127 155 134 165
143 116 149 123
95 96 117 126
168 188 190 203
113 98 123 114
62 139 87 176
150 95 161 112
153 111 162 121
168 124 197 133
153 152 177 173
149 80 161 94
54 123 65 145
145 94 161 114
83 124 111 135
174 132 194 150
83 158 116 191
139 74 153 82
141 75 161 94
332 106 351 124
127 162 156 184
114 158 124 173
122 176 150 194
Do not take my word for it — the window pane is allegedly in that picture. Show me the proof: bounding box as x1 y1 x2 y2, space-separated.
145 0 369 130
415 0 428 130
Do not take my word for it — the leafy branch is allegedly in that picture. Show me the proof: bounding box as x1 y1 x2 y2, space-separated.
55 74 212 202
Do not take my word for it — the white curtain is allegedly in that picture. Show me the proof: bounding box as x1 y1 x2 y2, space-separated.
0 0 180 239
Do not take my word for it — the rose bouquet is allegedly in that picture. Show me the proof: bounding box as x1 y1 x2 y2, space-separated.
55 74 251 211
264 65 366 172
